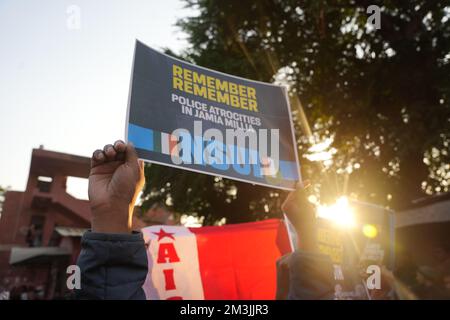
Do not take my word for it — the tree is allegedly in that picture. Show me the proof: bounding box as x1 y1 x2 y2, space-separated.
141 0 450 224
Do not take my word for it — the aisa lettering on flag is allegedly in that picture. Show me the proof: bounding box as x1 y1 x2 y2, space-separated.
141 219 292 300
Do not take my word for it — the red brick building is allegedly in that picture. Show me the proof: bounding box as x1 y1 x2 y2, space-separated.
0 147 159 299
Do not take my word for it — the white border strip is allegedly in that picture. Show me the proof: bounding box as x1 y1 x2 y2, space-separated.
124 40 137 143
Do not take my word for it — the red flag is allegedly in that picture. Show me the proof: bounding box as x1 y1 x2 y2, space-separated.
142 219 292 300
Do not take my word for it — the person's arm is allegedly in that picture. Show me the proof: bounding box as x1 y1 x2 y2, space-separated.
75 140 148 300
275 254 291 300
276 182 335 300
281 181 317 252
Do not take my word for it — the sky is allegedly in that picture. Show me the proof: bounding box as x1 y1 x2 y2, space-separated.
0 0 196 199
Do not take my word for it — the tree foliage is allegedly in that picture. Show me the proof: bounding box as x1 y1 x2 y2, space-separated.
142 0 450 224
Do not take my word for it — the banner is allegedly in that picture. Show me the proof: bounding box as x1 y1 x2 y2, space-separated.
141 219 292 300
126 40 300 190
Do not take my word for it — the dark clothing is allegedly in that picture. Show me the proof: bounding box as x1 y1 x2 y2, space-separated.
75 231 365 300
287 250 336 300
75 231 148 300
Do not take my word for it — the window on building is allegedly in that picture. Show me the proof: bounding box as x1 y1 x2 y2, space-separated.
66 176 88 200
37 176 53 193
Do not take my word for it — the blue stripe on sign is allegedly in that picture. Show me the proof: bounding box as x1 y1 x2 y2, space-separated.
128 124 153 151
279 160 299 181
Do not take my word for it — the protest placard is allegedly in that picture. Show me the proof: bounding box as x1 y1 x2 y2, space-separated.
126 40 300 190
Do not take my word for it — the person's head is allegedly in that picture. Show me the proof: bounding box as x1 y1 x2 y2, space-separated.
144 203 175 225
27 288 36 300
35 285 45 299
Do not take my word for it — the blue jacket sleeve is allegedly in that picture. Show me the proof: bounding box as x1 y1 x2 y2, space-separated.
75 231 148 300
